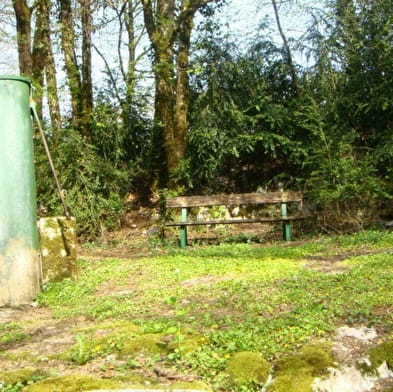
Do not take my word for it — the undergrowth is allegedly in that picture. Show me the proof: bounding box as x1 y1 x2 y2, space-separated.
7 231 393 391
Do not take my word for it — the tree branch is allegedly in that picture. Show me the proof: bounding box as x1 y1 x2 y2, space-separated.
93 43 122 104
271 0 300 98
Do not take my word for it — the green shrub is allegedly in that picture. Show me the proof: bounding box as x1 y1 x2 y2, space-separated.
306 136 388 232
35 128 126 239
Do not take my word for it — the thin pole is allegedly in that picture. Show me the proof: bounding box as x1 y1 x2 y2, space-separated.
30 100 71 220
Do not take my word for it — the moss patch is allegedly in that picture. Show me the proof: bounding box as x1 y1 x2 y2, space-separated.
270 343 334 392
0 368 45 385
226 351 270 386
270 372 314 392
22 374 123 392
38 217 77 284
169 380 212 390
367 340 393 371
112 372 154 386
117 333 167 358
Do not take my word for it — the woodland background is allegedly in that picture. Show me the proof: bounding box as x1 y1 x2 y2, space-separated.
1 0 392 238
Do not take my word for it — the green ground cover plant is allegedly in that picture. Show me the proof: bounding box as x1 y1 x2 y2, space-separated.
0 323 30 348
2 231 393 391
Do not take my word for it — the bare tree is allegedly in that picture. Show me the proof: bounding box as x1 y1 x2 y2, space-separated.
94 0 147 107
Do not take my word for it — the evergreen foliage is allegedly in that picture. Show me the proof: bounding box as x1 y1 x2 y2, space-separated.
24 0 393 236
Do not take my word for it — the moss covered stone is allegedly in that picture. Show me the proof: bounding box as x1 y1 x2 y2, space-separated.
226 351 270 385
22 374 123 392
38 217 77 284
270 343 335 392
298 343 334 375
367 340 393 370
270 372 314 392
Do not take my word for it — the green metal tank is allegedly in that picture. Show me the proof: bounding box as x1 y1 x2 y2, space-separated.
0 76 41 306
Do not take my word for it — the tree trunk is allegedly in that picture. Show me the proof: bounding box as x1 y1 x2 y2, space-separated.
125 0 137 104
141 0 175 185
141 0 216 188
174 8 195 169
13 0 61 134
32 0 48 118
12 0 32 76
45 38 62 137
58 0 83 133
33 0 61 136
80 0 93 143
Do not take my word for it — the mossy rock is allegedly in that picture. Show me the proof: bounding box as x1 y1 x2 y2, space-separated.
22 374 123 392
270 343 335 392
226 351 270 385
38 217 77 284
275 343 334 377
269 372 314 392
367 340 393 370
298 343 334 376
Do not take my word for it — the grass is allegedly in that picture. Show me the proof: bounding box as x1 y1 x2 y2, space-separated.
0 322 30 348
3 230 393 391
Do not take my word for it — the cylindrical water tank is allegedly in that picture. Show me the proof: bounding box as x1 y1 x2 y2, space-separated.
0 76 41 306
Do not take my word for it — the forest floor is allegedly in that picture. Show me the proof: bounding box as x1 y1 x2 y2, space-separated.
1 218 393 391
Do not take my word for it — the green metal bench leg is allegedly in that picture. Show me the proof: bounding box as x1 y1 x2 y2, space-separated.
281 202 292 241
180 208 188 248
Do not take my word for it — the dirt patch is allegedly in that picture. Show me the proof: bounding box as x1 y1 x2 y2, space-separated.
0 306 94 350
304 249 392 274
0 306 53 326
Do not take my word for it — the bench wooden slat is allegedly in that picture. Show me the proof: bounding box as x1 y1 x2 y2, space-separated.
165 216 308 227
166 191 303 208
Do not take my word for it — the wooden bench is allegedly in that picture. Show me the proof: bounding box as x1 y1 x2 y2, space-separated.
165 191 307 248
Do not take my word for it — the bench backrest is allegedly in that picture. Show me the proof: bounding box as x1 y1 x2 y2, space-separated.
166 191 303 208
